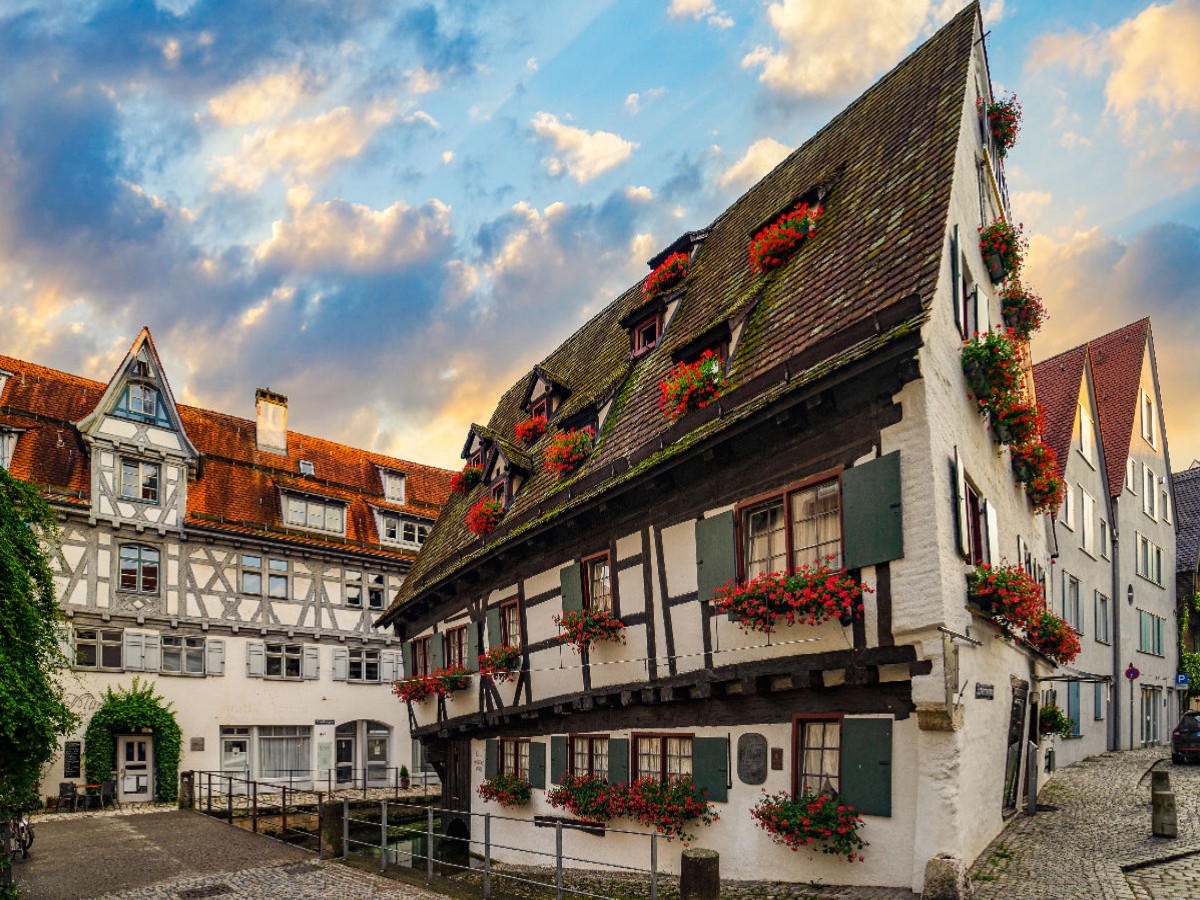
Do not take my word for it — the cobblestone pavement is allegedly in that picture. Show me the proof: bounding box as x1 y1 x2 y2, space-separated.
971 748 1200 900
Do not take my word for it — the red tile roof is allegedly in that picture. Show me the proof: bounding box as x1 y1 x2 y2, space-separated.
0 351 454 561
1032 345 1087 483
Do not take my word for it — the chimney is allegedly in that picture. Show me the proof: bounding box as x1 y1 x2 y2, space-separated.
255 388 288 454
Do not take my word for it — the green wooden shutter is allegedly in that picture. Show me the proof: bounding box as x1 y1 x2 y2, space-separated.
431 634 445 671
608 738 630 784
528 741 547 789
487 607 502 648
692 737 729 803
467 623 481 672
550 736 568 784
842 452 903 569
951 225 962 335
841 718 892 817
695 511 738 606
485 740 498 779
401 641 414 678
560 563 584 613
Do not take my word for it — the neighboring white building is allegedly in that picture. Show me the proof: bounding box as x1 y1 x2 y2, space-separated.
376 6 1069 892
0 329 453 802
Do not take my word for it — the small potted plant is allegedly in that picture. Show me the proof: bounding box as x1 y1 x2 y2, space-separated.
477 772 533 808
451 465 484 494
466 498 504 536
978 92 1022 158
515 414 547 445
978 218 1024 284
659 350 725 423
544 428 595 478
644 251 691 302
960 328 1023 411
478 644 522 683
1010 440 1064 514
1039 703 1074 739
554 607 626 653
749 202 823 273
999 281 1047 339
750 789 867 862
399 765 411 790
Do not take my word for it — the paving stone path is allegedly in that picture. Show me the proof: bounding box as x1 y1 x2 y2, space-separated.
971 747 1200 900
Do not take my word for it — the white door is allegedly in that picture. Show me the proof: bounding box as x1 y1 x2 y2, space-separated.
118 736 154 803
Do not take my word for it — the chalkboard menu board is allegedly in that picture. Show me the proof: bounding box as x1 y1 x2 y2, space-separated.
63 741 81 779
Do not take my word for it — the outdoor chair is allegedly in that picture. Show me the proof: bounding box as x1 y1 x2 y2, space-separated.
56 782 77 812
100 780 118 808
76 785 103 811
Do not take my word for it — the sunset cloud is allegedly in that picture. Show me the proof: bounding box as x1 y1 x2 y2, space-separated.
530 112 638 183
718 137 790 190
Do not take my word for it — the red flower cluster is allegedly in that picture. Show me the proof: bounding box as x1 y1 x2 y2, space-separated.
1039 703 1074 739
549 774 718 843
999 281 1047 340
978 218 1025 282
749 202 822 273
477 772 532 807
515 415 547 445
478 644 521 683
710 562 868 634
544 428 595 477
466 497 504 536
644 251 691 302
1010 441 1064 514
750 790 867 862
450 465 484 494
391 666 473 703
990 396 1045 446
968 563 1047 640
1026 611 1082 665
554 607 626 653
977 92 1022 158
961 328 1025 416
659 350 725 423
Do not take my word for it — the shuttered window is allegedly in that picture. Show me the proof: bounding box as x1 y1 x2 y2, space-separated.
740 474 842 579
499 739 530 779
500 601 521 647
412 637 431 676
444 626 467 669
633 734 692 782
570 735 609 776
794 718 841 795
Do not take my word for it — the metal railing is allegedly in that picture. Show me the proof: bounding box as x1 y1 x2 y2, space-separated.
195 767 439 800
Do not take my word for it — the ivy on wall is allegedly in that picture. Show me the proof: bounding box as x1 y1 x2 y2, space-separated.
84 679 182 803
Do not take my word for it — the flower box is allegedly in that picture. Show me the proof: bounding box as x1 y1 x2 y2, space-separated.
451 465 484 495
990 396 1044 446
1010 440 1064 514
749 202 822 273
659 350 725 423
391 666 472 703
710 563 868 634
544 428 595 478
1026 611 1081 665
999 281 1047 340
547 773 619 822
966 564 1045 640
466 498 504 536
1039 703 1074 739
960 329 1023 415
554 607 626 653
751 789 867 862
547 774 718 843
477 773 532 808
978 218 1024 284
478 644 521 683
515 415 547 445
644 251 691 302
978 93 1022 159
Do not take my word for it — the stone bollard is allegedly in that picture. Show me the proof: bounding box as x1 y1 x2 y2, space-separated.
922 853 974 900
178 771 195 810
1151 770 1171 795
680 848 719 900
320 798 344 859
1152 790 1178 839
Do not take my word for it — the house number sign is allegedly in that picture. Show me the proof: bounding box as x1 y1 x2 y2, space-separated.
736 733 768 785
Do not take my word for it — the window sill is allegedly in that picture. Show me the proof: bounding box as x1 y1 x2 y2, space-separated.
263 676 306 682
1135 650 1165 658
347 679 383 685
119 497 161 506
1095 639 1111 647
159 670 207 678
1135 574 1166 589
73 666 124 673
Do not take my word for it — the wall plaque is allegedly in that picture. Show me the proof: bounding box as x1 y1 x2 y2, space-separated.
737 733 768 784
190 737 205 752
771 748 784 771
975 683 995 700
63 741 81 779
315 719 335 725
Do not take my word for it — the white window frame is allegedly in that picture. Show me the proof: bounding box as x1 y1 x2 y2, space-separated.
285 494 345 535
1127 457 1138 494
1062 482 1076 529
1081 490 1096 556
265 643 304 680
0 430 16 470
1099 519 1111 559
346 570 363 608
120 458 161 504
381 514 430 549
161 636 206 675
1164 487 1172 524
383 471 406 504
1136 533 1165 586
1064 572 1082 633
1078 402 1096 465
1144 466 1158 520
241 554 263 596
1095 592 1111 645
74 627 123 671
348 648 381 683
267 558 289 600
1142 389 1156 446
368 573 385 610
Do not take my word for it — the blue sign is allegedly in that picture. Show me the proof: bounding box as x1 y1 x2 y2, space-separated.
1125 666 1140 680
1177 673 1190 687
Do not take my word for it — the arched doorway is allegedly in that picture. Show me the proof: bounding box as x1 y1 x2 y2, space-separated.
334 720 393 787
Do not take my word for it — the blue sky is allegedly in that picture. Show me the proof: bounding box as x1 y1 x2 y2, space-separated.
2 0 1198 470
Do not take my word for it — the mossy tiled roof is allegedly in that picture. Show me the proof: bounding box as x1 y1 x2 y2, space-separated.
380 2 980 624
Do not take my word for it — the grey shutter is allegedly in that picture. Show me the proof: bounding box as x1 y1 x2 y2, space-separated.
1067 682 1081 736
528 741 546 789
206 639 225 676
951 225 962 336
402 641 414 678
246 642 266 677
550 736 568 785
467 623 481 672
485 740 498 779
692 737 729 803
954 448 970 558
302 644 320 679
985 499 1000 565
607 738 630 785
695 511 738 609
124 633 144 671
381 651 396 683
975 284 989 333
58 626 73 663
430 633 445 671
142 633 161 672
486 607 502 649
841 718 892 817
332 647 349 681
842 452 904 569
560 563 584 613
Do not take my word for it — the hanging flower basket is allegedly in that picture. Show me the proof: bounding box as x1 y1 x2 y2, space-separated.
547 773 618 822
611 776 718 843
750 790 867 862
451 465 484 495
960 329 1024 413
544 428 595 478
515 415 547 445
990 396 1044 446
395 665 473 703
710 562 869 634
392 676 433 703
477 773 533 807
466 498 504 536
554 607 626 653
1039 703 1074 739
999 281 1047 339
659 350 725 423
1010 440 1064 514
644 252 691 302
978 93 1022 159
749 202 822 273
1026 611 1081 665
478 644 522 683
978 218 1024 284
967 563 1045 639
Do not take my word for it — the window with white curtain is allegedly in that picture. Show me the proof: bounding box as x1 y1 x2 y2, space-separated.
257 726 312 777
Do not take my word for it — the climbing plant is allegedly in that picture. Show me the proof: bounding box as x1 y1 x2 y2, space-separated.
84 679 182 803
1180 593 1200 700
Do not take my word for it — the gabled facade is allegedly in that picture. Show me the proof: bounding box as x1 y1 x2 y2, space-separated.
377 6 1062 892
0 329 454 799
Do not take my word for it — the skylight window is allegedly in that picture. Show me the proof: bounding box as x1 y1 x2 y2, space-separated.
299 460 315 477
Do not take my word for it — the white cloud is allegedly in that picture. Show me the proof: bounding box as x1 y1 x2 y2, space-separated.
625 185 654 201
668 0 734 28
208 67 311 127
530 112 638 183
625 93 641 116
742 0 952 96
526 57 539 71
404 67 441 95
442 150 455 165
1011 189 1052 228
718 137 791 190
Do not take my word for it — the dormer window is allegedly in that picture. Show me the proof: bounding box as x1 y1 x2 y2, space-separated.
383 471 406 503
633 315 660 356
299 460 315 477
470 450 484 469
531 398 549 421
0 429 17 470
114 383 170 427
285 493 345 535
491 479 507 506
381 514 430 549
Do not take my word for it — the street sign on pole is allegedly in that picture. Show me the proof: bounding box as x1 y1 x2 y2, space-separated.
1125 666 1140 680
1177 673 1190 687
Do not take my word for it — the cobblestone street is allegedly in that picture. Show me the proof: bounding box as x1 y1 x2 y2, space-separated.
971 748 1200 899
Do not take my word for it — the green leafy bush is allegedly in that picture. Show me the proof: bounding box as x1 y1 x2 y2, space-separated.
84 679 182 802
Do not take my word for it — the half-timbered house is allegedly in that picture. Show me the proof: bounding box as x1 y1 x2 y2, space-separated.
378 4 1057 890
0 329 453 801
